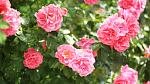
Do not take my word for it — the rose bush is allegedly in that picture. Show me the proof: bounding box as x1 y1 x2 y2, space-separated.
0 0 150 84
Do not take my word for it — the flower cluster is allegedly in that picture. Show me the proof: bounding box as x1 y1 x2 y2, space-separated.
97 0 147 52
113 65 138 84
0 0 21 37
55 44 95 77
84 0 99 5
23 48 43 69
144 46 150 58
35 4 68 32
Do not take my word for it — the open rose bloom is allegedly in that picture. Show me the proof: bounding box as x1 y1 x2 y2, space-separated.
0 8 21 37
84 0 99 5
0 0 11 14
55 44 95 77
35 4 68 32
23 48 43 69
113 65 138 84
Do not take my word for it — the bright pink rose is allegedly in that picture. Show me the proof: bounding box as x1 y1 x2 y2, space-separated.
0 8 21 37
35 4 68 32
69 49 95 77
0 0 11 14
113 65 138 84
84 0 99 5
145 81 150 84
135 0 147 13
114 35 130 52
23 48 43 69
118 0 136 9
76 37 95 49
97 14 128 46
144 46 150 58
55 44 76 66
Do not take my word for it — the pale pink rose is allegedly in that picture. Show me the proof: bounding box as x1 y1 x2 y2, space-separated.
114 35 130 52
69 49 95 77
35 4 67 32
0 8 21 37
76 37 95 49
135 0 147 13
97 14 128 46
0 0 11 14
118 0 136 9
118 8 140 20
145 81 150 84
113 65 138 84
23 48 43 69
121 65 138 84
113 75 130 84
118 9 140 38
55 44 76 66
144 46 150 58
84 0 99 5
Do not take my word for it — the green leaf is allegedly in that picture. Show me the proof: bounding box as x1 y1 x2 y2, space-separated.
0 31 6 44
0 20 9 29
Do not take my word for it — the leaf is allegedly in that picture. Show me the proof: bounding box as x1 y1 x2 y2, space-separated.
0 31 6 44
0 20 9 29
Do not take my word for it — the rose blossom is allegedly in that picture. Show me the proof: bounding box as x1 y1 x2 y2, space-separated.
68 49 95 77
35 4 68 32
55 44 76 66
97 14 128 46
76 37 95 49
113 65 138 84
113 35 130 52
135 0 147 13
118 0 136 9
144 46 150 58
84 0 99 5
0 8 21 37
118 9 140 38
23 48 43 69
0 0 11 14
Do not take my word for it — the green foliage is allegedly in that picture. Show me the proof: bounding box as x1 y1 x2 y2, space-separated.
0 0 150 84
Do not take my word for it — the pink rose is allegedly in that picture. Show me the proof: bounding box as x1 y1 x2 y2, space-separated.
144 46 150 58
0 8 21 37
97 14 128 46
76 37 95 49
69 49 95 77
35 4 68 32
118 9 140 38
113 65 138 84
55 44 76 66
135 0 147 13
23 48 43 69
0 0 11 14
118 0 136 9
114 35 130 52
84 0 99 5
